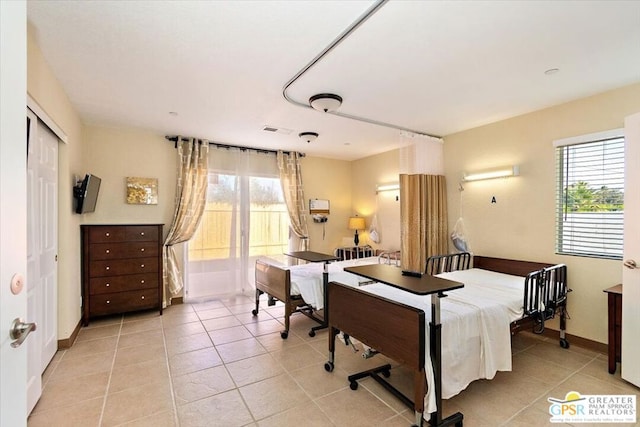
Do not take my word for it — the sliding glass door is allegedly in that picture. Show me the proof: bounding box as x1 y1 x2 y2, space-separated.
185 149 289 301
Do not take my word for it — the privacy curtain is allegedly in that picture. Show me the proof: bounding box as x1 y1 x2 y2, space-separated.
277 151 309 255
163 138 209 306
400 174 448 273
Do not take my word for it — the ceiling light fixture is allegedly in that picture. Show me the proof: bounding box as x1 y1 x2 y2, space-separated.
282 1 441 140
309 93 343 113
299 132 319 143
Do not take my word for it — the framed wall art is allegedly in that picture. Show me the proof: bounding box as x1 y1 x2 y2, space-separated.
126 177 158 205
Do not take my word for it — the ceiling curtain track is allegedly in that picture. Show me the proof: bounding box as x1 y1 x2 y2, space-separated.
281 0 442 140
165 135 305 158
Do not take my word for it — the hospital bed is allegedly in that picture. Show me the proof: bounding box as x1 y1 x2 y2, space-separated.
253 255 389 339
325 252 569 426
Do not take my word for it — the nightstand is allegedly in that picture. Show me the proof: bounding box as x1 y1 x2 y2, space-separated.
604 284 622 374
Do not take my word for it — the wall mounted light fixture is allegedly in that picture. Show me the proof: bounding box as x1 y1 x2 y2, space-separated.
462 165 519 182
376 183 400 193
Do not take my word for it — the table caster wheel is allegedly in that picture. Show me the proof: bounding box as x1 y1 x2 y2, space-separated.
251 309 258 316
560 338 570 349
280 331 288 339
324 362 334 372
349 381 358 390
309 330 316 337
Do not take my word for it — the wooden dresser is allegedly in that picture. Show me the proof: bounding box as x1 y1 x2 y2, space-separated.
81 224 163 326
604 284 622 374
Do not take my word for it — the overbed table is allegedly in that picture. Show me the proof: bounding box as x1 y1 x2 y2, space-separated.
343 264 465 427
284 251 339 336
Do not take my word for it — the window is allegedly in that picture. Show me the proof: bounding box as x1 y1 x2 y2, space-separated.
555 130 625 259
185 149 290 300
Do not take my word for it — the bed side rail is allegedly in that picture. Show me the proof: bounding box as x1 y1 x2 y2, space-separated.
327 281 425 370
425 252 471 275
523 264 569 333
255 259 290 303
377 250 401 266
473 256 550 277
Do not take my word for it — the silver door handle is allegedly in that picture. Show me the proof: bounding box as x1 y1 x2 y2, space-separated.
10 318 37 348
624 259 637 270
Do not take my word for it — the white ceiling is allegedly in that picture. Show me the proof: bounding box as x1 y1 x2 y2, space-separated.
27 1 640 161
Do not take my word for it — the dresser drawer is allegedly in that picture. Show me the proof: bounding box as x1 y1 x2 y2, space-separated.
89 257 158 277
89 289 159 316
82 224 163 326
88 226 127 243
90 241 159 260
89 273 158 295
125 225 159 242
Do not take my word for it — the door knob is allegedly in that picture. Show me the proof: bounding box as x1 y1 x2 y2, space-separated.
623 259 637 270
9 318 37 348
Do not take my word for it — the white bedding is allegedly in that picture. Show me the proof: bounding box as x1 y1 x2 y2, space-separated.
283 259 527 413
358 268 526 413
285 260 527 414
287 256 381 310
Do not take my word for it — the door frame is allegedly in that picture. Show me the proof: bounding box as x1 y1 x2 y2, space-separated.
1 1 28 425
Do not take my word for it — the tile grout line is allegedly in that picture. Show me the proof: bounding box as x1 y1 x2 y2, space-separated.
500 351 602 426
161 310 182 427
97 316 124 427
223 303 269 426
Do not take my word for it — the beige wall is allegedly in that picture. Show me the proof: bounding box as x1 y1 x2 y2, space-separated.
443 82 640 344
82 127 176 226
27 31 84 339
28 25 640 346
301 156 353 255
351 149 401 252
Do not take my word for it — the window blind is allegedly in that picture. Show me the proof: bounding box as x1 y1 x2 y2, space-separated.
555 136 625 259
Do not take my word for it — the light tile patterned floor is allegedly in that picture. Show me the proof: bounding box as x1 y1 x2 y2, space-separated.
28 294 639 426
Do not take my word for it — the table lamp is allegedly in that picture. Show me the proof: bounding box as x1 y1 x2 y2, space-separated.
348 216 366 246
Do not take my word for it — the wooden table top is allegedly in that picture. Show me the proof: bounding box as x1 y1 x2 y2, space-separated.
284 251 339 263
344 264 464 296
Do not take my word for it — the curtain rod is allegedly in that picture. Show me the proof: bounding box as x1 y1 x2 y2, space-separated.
164 135 305 157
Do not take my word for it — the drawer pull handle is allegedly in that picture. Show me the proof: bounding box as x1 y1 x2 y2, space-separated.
106 300 110 304
106 266 110 270
106 283 110 287
141 248 145 252
106 249 110 254
141 280 145 284
141 296 145 300
141 232 145 236
106 232 110 237
141 264 145 268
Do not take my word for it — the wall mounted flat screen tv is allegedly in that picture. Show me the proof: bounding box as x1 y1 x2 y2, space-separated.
74 174 101 214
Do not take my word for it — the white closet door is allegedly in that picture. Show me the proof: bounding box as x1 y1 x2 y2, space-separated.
26 111 58 414
621 111 640 387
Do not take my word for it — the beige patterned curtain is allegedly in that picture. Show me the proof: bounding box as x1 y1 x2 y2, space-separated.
400 174 448 273
277 151 309 253
163 138 209 305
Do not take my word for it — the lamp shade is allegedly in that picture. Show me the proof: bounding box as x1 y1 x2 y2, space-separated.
299 132 318 143
348 216 366 231
309 93 343 113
